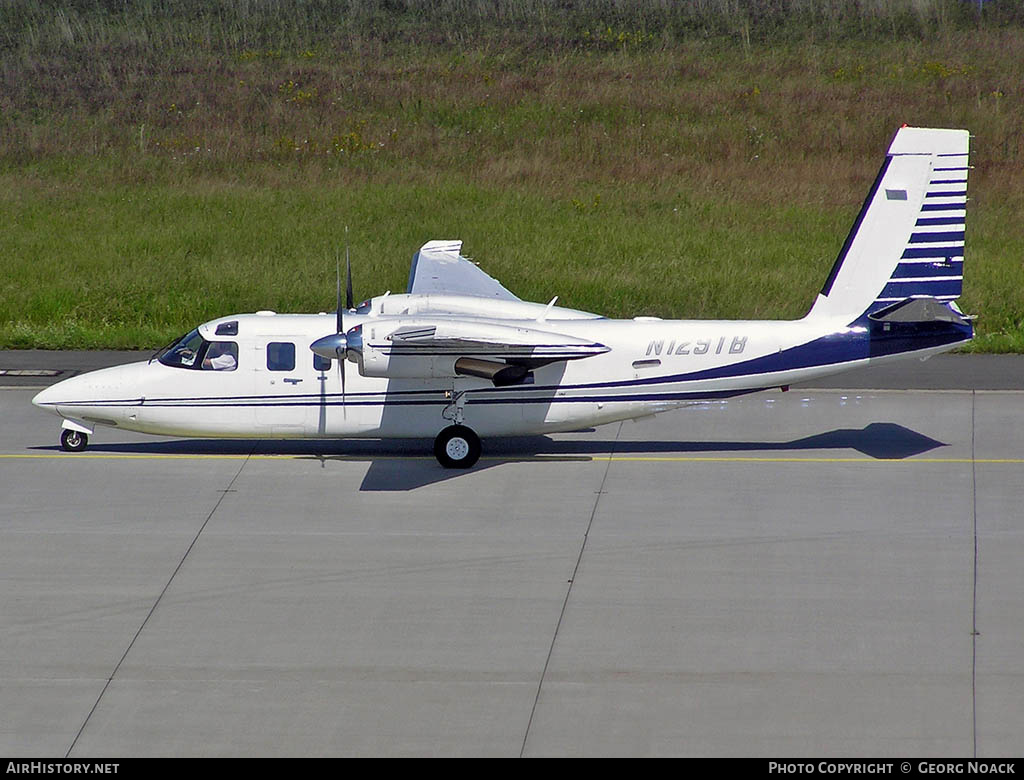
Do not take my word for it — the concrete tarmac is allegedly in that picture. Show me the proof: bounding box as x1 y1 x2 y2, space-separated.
1 384 1022 756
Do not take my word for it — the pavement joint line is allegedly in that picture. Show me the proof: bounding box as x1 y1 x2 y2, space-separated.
64 443 257 758
520 421 622 757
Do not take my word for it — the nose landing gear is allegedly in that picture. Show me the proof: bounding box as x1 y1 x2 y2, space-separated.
60 428 89 452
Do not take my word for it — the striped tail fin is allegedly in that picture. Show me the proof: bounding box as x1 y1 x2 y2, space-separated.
808 127 969 325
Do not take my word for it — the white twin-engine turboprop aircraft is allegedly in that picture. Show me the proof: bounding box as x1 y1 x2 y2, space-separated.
34 127 974 467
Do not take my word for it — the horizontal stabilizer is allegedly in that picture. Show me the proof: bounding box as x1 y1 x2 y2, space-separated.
868 297 970 325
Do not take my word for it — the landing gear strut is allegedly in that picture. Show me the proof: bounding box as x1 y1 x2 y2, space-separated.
60 429 88 452
433 425 481 469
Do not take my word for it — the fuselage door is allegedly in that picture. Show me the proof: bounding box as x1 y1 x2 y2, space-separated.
252 337 310 433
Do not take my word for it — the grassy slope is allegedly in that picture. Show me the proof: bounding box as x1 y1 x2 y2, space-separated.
1 2 1022 350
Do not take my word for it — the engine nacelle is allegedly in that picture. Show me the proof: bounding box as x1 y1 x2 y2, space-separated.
356 342 461 379
346 321 461 379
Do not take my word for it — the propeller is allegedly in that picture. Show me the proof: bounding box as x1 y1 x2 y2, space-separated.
311 236 357 416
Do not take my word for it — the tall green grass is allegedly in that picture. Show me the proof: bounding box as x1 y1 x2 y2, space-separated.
1 1 1022 350
3 171 1017 350
0 176 836 346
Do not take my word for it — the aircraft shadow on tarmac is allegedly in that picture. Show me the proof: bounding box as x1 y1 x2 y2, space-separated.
358 422 948 490
37 422 947 492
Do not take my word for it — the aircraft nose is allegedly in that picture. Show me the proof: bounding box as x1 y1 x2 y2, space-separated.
32 373 88 412
31 363 142 416
32 381 65 409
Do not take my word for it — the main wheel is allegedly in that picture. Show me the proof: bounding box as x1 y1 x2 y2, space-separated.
60 429 88 452
433 425 481 469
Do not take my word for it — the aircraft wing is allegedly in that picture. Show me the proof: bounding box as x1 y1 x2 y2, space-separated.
385 321 609 364
407 240 520 301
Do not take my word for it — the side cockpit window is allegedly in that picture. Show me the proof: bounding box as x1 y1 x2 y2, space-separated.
158 330 238 371
202 342 238 371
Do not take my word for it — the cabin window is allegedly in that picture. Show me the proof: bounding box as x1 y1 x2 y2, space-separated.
202 342 238 371
313 354 331 371
215 321 239 336
267 342 296 371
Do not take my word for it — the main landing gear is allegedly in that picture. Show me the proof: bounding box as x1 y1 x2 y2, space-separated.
433 425 481 469
60 428 89 452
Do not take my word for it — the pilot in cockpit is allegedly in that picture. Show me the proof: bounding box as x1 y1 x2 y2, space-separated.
203 342 238 371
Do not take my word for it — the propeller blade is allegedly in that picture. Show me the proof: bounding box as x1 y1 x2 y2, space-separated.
346 251 354 311
337 345 346 417
336 257 343 335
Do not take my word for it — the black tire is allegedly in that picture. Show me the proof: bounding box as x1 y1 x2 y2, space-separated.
60 429 88 452
433 425 481 469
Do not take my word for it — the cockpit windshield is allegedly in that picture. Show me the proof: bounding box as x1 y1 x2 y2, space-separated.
157 329 238 371
158 329 205 368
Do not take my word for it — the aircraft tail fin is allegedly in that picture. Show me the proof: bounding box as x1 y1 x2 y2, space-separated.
807 127 969 325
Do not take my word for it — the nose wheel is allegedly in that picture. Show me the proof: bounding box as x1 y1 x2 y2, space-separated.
60 429 89 452
433 425 481 469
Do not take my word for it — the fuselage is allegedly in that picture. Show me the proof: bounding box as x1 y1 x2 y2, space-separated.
31 300 971 441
